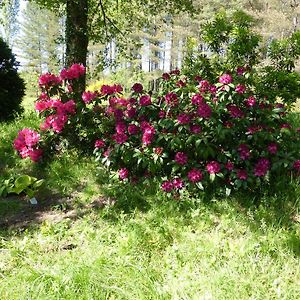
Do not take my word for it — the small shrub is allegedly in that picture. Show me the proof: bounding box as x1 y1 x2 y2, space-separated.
0 37 25 121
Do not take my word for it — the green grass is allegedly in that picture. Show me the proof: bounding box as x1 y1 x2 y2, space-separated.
0 103 299 299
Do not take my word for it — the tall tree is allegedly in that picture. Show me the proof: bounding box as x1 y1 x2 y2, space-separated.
29 0 194 90
16 2 62 73
0 0 20 47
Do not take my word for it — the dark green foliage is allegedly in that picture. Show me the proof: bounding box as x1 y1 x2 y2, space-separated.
0 37 25 121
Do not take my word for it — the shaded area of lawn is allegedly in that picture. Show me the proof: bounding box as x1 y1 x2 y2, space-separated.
0 108 299 299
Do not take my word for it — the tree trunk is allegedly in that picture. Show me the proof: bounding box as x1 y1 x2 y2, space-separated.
65 0 88 90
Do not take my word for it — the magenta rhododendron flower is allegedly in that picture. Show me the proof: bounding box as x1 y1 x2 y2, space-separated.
237 169 248 180
238 144 250 160
41 114 68 133
206 161 221 174
158 110 166 119
170 69 180 75
95 139 105 148
173 178 184 189
191 94 204 105
165 92 178 106
219 73 233 84
227 105 244 118
115 122 127 134
235 84 246 94
154 147 164 155
209 85 217 95
161 180 173 192
113 109 124 121
175 152 188 165
199 80 210 92
125 107 137 119
132 83 143 93
14 129 42 162
254 158 270 177
268 142 278 154
176 80 186 87
112 133 128 144
245 96 256 107
194 75 202 82
293 160 300 172
128 124 139 135
190 124 202 134
38 73 61 87
177 113 191 125
197 102 212 119
142 131 155 145
281 123 291 129
236 66 246 76
60 64 85 80
225 161 234 171
188 168 203 183
101 84 123 95
162 73 170 80
29 149 43 162
119 168 129 180
247 125 262 135
140 95 151 106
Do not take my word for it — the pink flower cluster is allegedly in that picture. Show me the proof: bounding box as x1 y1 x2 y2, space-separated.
38 73 61 88
101 84 123 95
36 99 76 133
82 91 97 104
254 158 270 177
60 64 86 80
161 177 184 192
13 129 43 162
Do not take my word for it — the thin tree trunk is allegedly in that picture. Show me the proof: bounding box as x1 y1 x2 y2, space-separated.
65 0 88 90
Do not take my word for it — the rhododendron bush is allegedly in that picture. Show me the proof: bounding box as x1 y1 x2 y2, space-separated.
93 69 300 194
14 64 300 195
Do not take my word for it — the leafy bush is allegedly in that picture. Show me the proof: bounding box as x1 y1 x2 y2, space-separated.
0 37 25 121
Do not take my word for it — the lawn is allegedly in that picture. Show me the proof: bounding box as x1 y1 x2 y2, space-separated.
0 98 299 299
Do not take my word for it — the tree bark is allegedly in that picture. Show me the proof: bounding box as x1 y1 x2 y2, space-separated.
65 0 88 90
